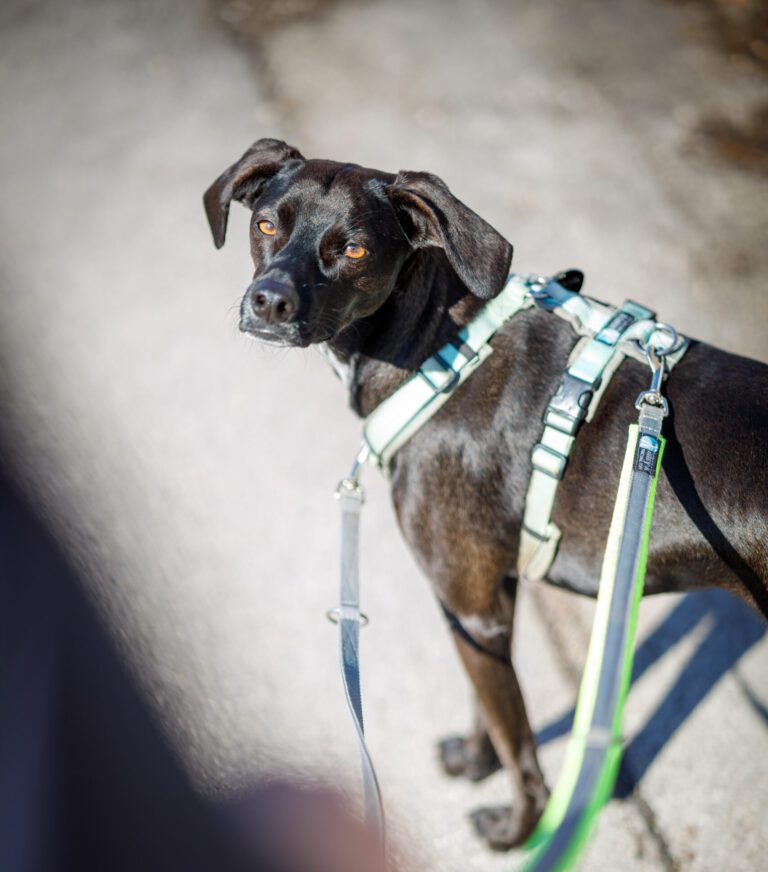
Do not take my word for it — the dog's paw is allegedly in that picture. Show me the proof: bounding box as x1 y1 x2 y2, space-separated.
470 804 539 852
438 735 501 782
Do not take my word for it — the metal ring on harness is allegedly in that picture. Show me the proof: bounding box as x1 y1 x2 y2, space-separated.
526 275 552 297
649 322 682 357
633 321 683 363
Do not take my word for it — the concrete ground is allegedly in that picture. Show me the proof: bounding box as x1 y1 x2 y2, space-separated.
0 0 766 869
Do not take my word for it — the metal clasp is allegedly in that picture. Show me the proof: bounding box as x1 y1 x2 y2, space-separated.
525 274 554 301
328 443 370 628
334 443 370 497
635 323 680 416
335 477 365 503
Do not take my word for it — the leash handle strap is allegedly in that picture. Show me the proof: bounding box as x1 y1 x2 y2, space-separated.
334 478 386 844
520 412 665 872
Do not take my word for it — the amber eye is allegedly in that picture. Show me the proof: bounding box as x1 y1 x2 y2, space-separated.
344 243 367 260
257 219 277 237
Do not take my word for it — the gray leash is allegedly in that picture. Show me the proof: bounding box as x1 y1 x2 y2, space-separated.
522 325 681 871
327 444 386 845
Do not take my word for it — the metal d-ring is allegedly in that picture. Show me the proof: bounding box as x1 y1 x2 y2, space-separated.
633 322 683 369
526 274 552 299
648 322 682 359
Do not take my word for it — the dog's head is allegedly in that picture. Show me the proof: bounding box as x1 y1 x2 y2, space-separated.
203 138 513 347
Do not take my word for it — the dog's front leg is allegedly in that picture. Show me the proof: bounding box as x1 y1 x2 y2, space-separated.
391 457 548 848
453 619 548 850
438 576 522 783
439 699 501 782
445 580 548 851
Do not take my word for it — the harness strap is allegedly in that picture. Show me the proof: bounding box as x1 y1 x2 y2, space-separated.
527 274 611 336
517 297 660 583
362 272 688 477
530 275 689 369
363 274 533 471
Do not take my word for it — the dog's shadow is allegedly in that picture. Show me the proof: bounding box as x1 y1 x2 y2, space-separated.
535 589 767 798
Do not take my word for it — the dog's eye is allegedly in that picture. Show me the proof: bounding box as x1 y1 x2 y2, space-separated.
257 220 277 237
344 243 367 260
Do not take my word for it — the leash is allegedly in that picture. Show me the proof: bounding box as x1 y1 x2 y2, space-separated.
326 444 386 845
519 326 680 872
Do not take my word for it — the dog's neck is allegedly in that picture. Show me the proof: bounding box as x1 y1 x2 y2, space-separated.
323 250 485 418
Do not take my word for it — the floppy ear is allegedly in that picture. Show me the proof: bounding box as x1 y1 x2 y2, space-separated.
386 171 513 299
203 138 304 248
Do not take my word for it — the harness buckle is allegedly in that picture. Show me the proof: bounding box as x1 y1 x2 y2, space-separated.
544 373 596 436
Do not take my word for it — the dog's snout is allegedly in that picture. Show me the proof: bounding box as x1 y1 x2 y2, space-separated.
249 279 298 326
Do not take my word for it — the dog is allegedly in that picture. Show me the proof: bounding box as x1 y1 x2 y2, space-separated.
203 138 768 851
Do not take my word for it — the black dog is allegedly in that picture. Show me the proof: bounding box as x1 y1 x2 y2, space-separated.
203 138 768 850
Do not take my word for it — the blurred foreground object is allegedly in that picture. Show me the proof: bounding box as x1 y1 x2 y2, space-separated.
0 466 392 872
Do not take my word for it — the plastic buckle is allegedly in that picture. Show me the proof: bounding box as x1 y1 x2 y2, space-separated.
544 373 595 436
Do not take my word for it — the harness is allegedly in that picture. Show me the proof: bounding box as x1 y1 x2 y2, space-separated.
363 271 687 582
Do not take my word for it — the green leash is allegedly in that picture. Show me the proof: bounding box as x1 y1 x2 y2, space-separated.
520 327 680 872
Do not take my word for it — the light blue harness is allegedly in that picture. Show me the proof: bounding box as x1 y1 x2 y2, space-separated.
361 271 688 582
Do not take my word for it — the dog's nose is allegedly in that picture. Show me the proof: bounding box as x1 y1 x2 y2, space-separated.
248 279 298 325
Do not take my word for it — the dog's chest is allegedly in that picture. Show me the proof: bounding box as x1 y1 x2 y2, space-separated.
317 343 353 389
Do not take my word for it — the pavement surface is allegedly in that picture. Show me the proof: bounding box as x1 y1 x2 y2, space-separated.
1 1 767 869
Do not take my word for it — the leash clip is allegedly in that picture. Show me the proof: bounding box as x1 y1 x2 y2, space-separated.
333 442 371 501
329 442 370 627
635 322 680 416
335 477 365 503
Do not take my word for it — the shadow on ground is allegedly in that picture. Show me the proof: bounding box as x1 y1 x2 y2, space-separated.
535 589 767 798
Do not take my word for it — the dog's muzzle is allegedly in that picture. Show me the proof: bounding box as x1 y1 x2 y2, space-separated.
246 277 298 326
239 276 307 345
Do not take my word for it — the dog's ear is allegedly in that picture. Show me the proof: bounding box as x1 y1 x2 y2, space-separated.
386 171 512 299
203 138 305 248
